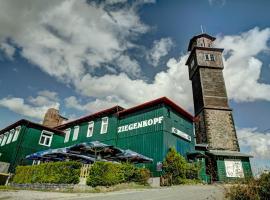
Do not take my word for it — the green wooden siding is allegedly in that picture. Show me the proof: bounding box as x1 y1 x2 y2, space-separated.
216 156 253 182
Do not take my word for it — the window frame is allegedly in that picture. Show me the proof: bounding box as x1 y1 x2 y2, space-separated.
12 126 21 142
39 130 54 147
100 117 109 134
72 126 80 141
87 121 94 137
1 133 8 146
205 53 215 61
6 129 15 144
64 128 71 143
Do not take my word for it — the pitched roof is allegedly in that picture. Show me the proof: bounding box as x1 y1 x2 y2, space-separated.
0 119 64 136
188 33 216 51
55 106 125 130
207 150 253 158
117 97 194 121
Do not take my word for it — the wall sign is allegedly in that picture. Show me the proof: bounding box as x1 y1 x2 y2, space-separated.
171 127 191 142
224 159 244 178
118 116 164 133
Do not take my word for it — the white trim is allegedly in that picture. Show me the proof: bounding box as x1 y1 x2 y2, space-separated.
87 121 94 137
6 129 15 144
64 128 71 143
39 130 53 147
100 117 108 134
12 126 21 142
72 126 80 141
1 133 8 146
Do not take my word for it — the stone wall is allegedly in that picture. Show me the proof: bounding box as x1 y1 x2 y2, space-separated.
204 109 239 151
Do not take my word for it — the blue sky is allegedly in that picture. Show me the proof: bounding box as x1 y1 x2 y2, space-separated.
0 0 270 172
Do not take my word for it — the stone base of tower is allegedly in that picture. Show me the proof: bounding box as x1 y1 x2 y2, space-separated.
195 108 240 151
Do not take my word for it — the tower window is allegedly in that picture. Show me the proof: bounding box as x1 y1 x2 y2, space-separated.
205 54 215 61
87 121 94 137
100 117 108 134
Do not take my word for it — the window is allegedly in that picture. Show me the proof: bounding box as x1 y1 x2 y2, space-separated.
64 128 71 143
72 126 80 141
39 130 53 147
0 136 3 146
100 117 108 134
205 53 215 61
12 126 21 142
1 133 8 146
6 129 15 144
87 121 94 137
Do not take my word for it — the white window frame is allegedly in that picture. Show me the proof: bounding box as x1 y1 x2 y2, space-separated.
39 130 53 147
87 121 94 137
205 53 215 61
100 117 108 134
6 129 15 144
64 128 71 143
1 133 8 146
0 135 3 146
72 126 80 141
12 126 21 142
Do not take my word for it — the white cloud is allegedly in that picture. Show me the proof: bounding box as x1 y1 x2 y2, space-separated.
237 127 270 159
0 91 60 120
208 0 226 7
147 37 174 67
216 27 270 102
0 0 150 80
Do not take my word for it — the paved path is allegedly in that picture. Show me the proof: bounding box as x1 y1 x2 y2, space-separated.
0 185 225 200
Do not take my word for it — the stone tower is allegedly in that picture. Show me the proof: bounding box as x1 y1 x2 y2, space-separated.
185 33 240 151
42 108 68 128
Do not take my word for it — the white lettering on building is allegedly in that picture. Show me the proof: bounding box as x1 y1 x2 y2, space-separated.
171 127 191 142
118 116 164 133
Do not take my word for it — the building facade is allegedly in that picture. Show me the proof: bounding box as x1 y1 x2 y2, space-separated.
0 97 195 177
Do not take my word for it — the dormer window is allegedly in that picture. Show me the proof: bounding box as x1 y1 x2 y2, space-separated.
87 121 94 137
100 117 108 134
39 130 53 147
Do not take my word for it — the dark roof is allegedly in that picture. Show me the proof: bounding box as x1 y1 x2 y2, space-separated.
188 33 216 51
117 97 194 121
55 106 125 130
207 150 253 158
0 119 64 136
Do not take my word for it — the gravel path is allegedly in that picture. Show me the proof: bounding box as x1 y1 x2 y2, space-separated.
0 185 225 200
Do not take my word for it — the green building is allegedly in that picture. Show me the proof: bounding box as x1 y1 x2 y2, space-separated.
0 97 195 177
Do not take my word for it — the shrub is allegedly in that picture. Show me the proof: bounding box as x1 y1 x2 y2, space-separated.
87 161 151 187
162 148 200 185
226 172 270 200
12 161 81 184
133 168 151 185
87 162 124 187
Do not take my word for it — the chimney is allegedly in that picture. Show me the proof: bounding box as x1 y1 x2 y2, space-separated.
42 108 68 128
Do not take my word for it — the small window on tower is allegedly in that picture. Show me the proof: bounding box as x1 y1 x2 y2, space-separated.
210 54 215 61
205 54 210 61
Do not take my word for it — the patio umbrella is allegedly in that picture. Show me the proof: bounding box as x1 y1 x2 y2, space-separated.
116 149 153 163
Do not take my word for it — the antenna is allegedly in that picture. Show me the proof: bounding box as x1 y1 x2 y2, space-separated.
200 25 204 34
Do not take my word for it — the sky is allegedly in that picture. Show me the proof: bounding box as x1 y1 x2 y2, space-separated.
0 0 270 173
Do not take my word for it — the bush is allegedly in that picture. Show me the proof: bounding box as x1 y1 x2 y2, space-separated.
162 148 200 185
226 172 270 200
87 162 124 187
13 161 81 184
87 161 150 187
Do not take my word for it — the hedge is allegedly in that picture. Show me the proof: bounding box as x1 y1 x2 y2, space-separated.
12 161 81 184
87 162 150 187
